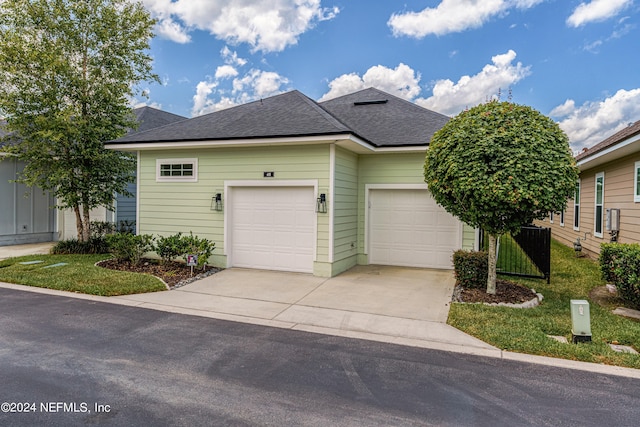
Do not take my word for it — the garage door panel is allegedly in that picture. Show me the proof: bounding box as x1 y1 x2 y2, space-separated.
369 189 460 269
231 187 315 273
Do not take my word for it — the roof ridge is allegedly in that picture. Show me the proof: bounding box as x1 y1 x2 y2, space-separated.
320 86 450 119
290 90 351 133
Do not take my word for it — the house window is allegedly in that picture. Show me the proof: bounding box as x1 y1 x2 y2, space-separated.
573 180 580 230
560 209 565 227
635 161 640 203
549 211 554 223
594 172 604 238
156 158 198 182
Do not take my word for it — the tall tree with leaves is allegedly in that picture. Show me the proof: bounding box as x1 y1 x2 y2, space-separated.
0 0 158 241
424 101 578 294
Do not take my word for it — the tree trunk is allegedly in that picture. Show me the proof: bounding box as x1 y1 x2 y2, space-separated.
74 205 84 242
487 234 497 294
81 205 91 242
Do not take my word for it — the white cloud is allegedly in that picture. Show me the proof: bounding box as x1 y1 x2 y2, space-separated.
215 65 238 79
549 99 576 117
416 50 531 116
221 46 247 66
154 17 191 44
233 70 289 98
319 63 421 102
566 0 632 28
551 88 640 152
388 0 545 37
142 0 339 52
191 80 218 116
191 49 290 116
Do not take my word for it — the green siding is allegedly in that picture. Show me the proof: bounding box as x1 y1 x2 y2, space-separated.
332 147 358 274
138 145 330 271
462 224 477 250
357 152 476 263
357 153 427 258
138 145 475 276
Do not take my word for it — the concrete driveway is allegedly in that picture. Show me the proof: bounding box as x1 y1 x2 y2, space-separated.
0 243 495 351
116 265 494 351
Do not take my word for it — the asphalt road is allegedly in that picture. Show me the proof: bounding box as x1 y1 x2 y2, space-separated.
0 287 638 427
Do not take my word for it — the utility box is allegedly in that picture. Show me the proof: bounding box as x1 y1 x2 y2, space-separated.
570 299 592 343
606 208 620 231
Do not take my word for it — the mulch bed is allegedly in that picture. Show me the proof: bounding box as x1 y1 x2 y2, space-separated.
455 279 537 305
97 258 220 288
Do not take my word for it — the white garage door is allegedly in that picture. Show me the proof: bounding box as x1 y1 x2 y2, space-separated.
369 189 460 269
230 187 315 273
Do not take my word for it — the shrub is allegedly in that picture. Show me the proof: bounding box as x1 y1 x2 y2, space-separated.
453 250 488 289
117 220 136 234
105 233 154 265
51 237 110 254
599 243 640 309
180 232 215 268
155 232 186 264
90 221 117 238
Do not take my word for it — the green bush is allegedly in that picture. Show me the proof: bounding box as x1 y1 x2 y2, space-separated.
599 243 640 309
155 232 186 264
105 233 154 265
90 221 117 238
154 232 215 267
51 237 110 254
453 250 488 289
117 220 136 234
180 232 215 268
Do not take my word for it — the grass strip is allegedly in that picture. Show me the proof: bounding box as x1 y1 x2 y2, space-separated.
0 254 166 296
449 239 640 369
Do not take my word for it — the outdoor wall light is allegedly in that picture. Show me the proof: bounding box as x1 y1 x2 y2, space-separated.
316 193 327 213
211 193 223 211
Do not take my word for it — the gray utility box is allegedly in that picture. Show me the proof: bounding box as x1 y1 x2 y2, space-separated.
570 299 592 343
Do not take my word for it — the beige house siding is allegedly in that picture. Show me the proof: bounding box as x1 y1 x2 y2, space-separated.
539 152 640 257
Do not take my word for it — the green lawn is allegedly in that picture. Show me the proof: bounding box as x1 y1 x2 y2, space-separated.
449 239 640 369
0 254 166 296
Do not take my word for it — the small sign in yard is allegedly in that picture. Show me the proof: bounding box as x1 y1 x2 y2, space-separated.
186 255 198 266
186 255 198 277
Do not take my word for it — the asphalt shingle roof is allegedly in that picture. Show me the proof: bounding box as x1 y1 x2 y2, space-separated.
575 120 640 161
108 88 451 148
112 91 351 144
131 106 186 134
319 87 450 147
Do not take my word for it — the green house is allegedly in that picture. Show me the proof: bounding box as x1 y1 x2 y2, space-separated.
106 88 476 277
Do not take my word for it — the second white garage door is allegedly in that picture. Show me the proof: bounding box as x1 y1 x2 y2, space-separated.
369 189 460 269
230 186 315 273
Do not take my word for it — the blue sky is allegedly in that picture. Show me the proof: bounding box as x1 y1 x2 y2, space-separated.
137 0 640 152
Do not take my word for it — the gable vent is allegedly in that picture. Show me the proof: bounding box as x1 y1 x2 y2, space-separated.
353 99 388 106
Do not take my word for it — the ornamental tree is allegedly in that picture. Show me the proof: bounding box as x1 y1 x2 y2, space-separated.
424 101 578 294
0 0 158 241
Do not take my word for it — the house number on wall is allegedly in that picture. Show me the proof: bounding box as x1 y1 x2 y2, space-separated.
263 171 275 178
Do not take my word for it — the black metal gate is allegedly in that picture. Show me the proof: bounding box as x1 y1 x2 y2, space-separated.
480 225 551 283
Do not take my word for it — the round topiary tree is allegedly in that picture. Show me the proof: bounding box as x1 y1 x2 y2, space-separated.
425 101 579 294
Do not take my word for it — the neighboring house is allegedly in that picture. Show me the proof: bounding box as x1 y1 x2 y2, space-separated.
541 120 640 257
0 125 56 246
1 107 185 245
106 88 477 277
57 106 186 239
